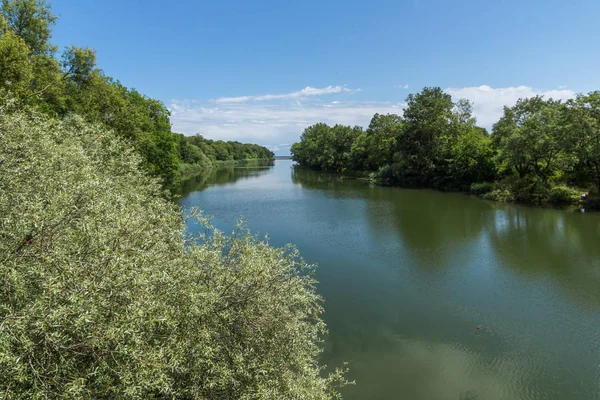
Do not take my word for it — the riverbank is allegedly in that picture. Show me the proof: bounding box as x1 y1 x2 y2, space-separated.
293 164 596 210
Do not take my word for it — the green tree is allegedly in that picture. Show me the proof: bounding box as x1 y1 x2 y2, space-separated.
492 97 573 182
291 123 331 170
1 0 57 55
392 87 463 187
61 45 96 86
351 113 402 171
565 92 600 193
0 30 33 97
449 126 496 188
0 108 347 399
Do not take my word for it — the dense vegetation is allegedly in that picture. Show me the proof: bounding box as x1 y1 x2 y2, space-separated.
178 134 274 179
0 0 272 186
1 0 341 398
291 87 600 207
0 107 347 399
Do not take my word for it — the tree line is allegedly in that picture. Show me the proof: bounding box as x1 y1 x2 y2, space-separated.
0 0 273 186
1 1 342 398
291 87 600 207
177 134 274 178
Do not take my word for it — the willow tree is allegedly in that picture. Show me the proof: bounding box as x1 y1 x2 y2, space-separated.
0 107 348 399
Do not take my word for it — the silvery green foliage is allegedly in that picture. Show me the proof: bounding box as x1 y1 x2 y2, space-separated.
0 109 349 399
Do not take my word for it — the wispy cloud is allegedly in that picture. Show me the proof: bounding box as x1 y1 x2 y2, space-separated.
395 84 409 89
214 85 360 103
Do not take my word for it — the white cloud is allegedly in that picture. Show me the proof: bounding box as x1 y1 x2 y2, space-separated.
169 84 578 154
269 143 292 152
395 84 409 89
169 97 404 154
214 85 359 103
444 85 576 128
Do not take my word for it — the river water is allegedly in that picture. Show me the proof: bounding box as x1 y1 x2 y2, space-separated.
179 160 600 400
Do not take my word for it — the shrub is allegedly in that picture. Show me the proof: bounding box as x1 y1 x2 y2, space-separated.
470 182 495 195
0 109 347 399
482 189 515 202
376 163 400 186
548 185 579 205
503 177 550 204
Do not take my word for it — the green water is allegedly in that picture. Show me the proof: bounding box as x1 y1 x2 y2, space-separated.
179 160 600 400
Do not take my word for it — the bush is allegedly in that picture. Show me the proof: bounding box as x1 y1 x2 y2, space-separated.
548 185 579 205
470 182 495 195
482 188 515 202
497 177 550 204
376 163 401 186
0 109 347 399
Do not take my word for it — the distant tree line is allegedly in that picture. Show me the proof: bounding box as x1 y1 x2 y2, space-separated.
291 87 600 207
0 0 272 186
177 134 274 177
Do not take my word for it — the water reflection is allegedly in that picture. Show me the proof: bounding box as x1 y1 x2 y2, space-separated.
488 206 600 307
292 167 496 270
175 160 274 196
291 166 600 309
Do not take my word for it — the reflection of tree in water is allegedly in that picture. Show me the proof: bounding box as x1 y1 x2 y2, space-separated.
175 160 274 196
294 166 600 308
292 166 496 269
291 167 369 197
382 189 495 270
488 207 600 308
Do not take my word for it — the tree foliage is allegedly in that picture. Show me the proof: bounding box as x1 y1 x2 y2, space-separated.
0 0 272 187
292 87 495 190
492 97 573 182
0 30 33 96
564 92 600 193
0 108 346 399
292 86 600 206
0 0 57 55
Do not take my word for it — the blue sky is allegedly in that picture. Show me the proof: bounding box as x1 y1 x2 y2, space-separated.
51 0 600 154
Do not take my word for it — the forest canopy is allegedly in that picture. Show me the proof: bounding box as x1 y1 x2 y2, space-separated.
291 87 600 207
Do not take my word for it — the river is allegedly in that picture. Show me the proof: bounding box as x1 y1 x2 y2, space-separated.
179 160 600 400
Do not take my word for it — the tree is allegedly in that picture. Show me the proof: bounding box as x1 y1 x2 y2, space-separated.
62 45 96 86
0 108 347 399
492 97 573 182
449 126 496 188
565 92 600 194
393 87 463 187
1 0 57 55
291 123 331 170
0 30 32 97
359 113 402 170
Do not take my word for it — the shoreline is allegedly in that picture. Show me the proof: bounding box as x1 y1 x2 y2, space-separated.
292 165 592 212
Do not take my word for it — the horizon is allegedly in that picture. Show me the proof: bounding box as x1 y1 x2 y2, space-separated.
50 0 600 155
